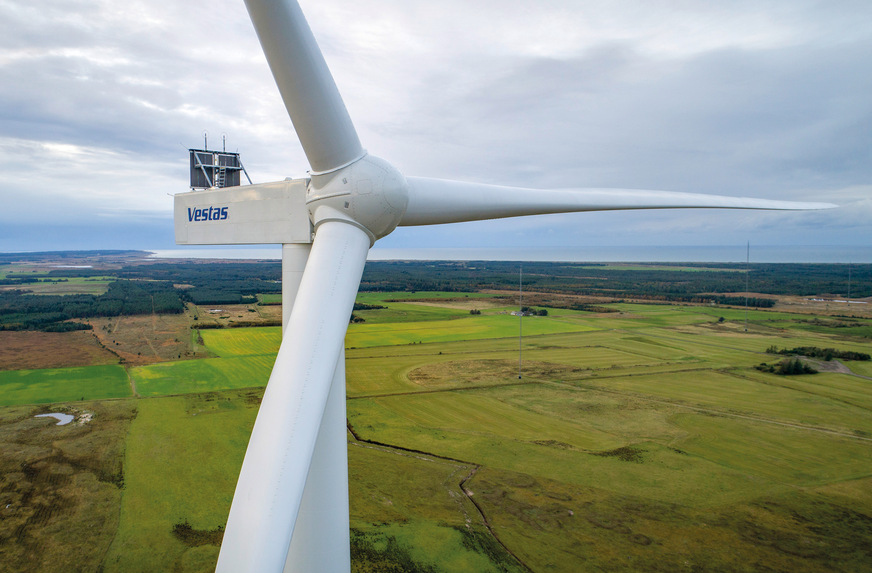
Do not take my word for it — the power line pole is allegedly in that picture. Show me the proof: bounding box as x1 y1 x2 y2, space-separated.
848 263 852 302
744 241 749 332
518 265 523 380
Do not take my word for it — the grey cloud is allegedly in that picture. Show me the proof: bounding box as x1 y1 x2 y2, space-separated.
0 0 868 253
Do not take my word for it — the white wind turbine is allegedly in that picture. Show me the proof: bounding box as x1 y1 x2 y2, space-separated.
173 1 835 571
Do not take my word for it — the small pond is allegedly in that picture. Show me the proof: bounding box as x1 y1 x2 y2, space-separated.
35 413 75 426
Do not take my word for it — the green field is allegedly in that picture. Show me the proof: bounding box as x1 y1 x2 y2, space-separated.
103 392 259 572
23 276 115 295
347 313 597 348
130 355 276 396
2 293 872 572
0 266 115 294
353 291 499 324
199 327 281 357
0 364 131 406
257 293 282 305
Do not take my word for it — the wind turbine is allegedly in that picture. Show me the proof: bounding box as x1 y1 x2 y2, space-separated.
174 0 835 571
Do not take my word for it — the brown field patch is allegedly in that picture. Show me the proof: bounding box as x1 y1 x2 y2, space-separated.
88 304 283 366
89 310 208 366
398 297 506 311
773 294 872 318
0 331 118 371
0 400 135 572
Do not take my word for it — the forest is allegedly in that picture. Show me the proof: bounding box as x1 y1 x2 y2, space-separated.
0 280 184 331
0 252 867 331
358 260 869 299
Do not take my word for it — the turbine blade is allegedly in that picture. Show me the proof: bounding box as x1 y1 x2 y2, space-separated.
216 221 370 573
284 348 350 572
400 177 837 226
244 0 364 173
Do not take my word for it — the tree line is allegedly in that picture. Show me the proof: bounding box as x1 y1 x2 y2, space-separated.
2 255 869 331
358 261 869 299
0 280 184 331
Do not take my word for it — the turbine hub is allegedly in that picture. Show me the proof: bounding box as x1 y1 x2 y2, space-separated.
306 154 409 244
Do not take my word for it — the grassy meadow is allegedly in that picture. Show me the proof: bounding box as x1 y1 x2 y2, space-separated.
1 289 871 571
0 364 131 407
102 391 260 572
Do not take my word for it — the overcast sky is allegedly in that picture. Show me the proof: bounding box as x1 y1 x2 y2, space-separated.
1 0 869 256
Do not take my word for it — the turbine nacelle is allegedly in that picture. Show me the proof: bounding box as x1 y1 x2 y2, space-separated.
307 154 409 244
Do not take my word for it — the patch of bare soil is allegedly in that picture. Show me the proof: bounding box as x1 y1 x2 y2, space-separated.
671 321 784 338
807 359 872 380
811 359 853 374
0 331 117 371
763 293 871 318
191 303 282 328
398 297 506 311
89 311 206 366
0 401 136 572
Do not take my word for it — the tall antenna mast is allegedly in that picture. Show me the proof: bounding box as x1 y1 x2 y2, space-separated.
518 264 523 380
744 241 749 332
848 263 852 302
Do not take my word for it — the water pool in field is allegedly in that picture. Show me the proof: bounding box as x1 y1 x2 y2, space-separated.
35 412 74 425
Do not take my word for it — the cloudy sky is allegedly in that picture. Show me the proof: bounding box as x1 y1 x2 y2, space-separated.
1 0 869 256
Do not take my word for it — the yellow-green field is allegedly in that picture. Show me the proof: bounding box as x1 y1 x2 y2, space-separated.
1 293 871 572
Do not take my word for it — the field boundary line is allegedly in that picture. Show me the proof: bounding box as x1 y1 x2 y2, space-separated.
459 466 534 573
346 422 533 572
125 368 138 397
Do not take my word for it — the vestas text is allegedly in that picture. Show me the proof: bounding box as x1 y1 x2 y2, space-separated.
188 206 229 222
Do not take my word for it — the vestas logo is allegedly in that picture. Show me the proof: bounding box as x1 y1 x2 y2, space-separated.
188 206 229 222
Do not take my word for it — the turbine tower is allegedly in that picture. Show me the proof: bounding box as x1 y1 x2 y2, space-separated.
173 1 835 571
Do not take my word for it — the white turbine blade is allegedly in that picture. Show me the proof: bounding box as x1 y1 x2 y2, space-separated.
400 177 837 226
244 0 364 173
216 221 370 573
285 348 350 572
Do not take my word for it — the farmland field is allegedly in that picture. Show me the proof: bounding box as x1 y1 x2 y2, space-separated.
0 330 117 371
1 289 871 572
0 400 135 573
130 355 276 396
347 312 597 348
17 276 115 296
89 311 208 366
0 364 131 407
198 326 281 357
102 392 259 572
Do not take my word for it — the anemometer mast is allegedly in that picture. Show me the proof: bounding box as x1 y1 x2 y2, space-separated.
188 134 253 189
